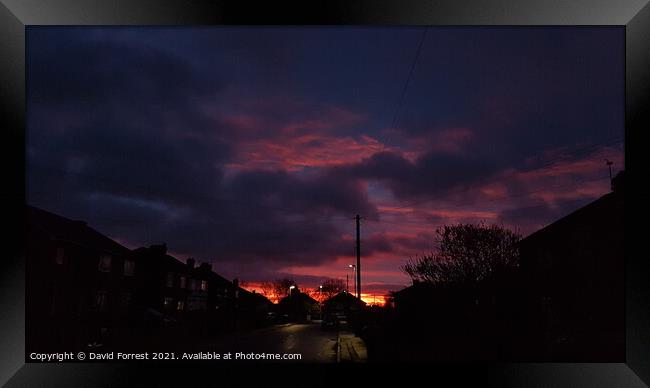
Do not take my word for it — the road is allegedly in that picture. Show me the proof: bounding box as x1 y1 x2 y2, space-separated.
200 323 338 363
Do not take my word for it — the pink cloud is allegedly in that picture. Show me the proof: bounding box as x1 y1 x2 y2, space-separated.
203 101 382 173
281 106 366 134
222 114 263 132
429 127 475 154
226 134 392 172
509 144 624 203
398 127 475 157
193 102 623 293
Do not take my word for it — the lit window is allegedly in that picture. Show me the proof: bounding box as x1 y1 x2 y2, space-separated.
177 300 184 311
201 280 208 291
164 297 174 307
123 260 135 276
180 276 186 289
166 272 175 287
55 247 65 265
98 254 112 272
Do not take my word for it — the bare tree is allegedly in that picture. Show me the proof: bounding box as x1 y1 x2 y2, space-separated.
403 223 521 286
260 281 276 302
273 277 297 299
315 278 346 302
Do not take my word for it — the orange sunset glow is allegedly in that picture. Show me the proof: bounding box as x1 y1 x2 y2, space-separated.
27 26 624 303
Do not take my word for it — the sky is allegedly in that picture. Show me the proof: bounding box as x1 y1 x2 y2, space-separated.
26 27 624 302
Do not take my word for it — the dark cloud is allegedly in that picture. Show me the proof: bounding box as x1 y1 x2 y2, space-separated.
26 27 624 287
27 34 231 215
498 197 596 233
333 150 502 202
28 38 222 109
227 169 377 218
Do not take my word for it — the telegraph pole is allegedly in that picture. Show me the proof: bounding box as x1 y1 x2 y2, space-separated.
605 159 614 191
355 214 361 299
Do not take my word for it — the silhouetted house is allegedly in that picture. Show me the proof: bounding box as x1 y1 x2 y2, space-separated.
323 291 366 319
129 245 271 333
392 281 477 328
389 278 521 361
277 290 320 322
206 271 237 311
392 282 435 318
518 171 624 360
130 246 223 323
194 272 272 333
26 205 135 351
187 261 212 312
26 205 279 351
236 287 274 328
204 270 239 331
131 244 192 322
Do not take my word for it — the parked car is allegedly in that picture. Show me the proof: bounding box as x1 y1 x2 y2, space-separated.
321 314 340 331
267 312 290 325
276 313 289 324
265 312 278 324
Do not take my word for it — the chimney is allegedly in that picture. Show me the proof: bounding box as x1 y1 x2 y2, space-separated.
187 258 195 269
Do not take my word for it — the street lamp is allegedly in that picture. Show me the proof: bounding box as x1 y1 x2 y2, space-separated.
319 285 324 319
349 264 356 297
289 285 295 296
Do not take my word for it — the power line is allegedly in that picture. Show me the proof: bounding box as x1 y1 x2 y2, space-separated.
380 27 428 152
516 136 623 174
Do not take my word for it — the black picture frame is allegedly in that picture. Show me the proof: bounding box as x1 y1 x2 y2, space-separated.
1 1 648 386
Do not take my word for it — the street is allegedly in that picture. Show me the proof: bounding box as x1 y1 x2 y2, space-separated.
200 323 338 363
